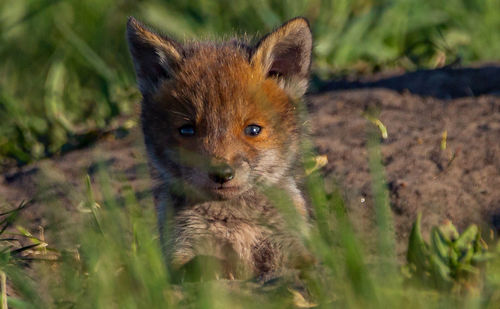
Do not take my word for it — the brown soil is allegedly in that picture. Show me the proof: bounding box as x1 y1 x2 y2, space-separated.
1 65 500 257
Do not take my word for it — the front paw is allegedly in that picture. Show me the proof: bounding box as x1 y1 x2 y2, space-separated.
171 255 228 282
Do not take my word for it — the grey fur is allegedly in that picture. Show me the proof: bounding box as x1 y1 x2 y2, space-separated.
127 16 313 280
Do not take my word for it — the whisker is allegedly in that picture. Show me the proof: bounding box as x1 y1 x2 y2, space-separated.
166 109 192 121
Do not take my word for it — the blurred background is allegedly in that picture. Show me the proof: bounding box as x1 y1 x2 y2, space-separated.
1 2 500 306
1 0 499 168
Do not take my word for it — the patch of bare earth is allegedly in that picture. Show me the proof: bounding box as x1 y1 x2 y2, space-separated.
310 65 500 255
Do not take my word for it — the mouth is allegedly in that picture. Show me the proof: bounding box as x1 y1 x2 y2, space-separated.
208 185 242 198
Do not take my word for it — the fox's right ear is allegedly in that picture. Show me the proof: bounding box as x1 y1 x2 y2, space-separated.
127 17 183 95
251 17 312 99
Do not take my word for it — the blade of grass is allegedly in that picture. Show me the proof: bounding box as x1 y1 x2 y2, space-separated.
1 271 6 309
367 119 397 284
55 20 116 83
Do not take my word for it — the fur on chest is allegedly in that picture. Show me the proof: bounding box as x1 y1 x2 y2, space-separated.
173 198 283 262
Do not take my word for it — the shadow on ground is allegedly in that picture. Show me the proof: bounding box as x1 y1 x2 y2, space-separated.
319 65 500 99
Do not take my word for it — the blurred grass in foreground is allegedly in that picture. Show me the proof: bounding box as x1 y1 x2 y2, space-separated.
1 0 500 166
0 120 498 308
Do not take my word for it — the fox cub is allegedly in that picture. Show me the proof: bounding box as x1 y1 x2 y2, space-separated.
127 16 313 280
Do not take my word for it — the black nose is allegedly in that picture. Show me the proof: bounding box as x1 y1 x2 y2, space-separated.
209 164 234 184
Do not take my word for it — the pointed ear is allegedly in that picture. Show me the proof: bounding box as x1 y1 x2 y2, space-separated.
127 17 183 96
251 17 313 99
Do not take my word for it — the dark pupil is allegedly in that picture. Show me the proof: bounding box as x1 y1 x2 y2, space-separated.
179 125 195 136
245 125 261 136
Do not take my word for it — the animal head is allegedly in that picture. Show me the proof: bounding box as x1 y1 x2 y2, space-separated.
127 17 312 200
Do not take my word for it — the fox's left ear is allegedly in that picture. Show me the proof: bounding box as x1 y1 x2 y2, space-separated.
127 17 183 96
251 17 313 99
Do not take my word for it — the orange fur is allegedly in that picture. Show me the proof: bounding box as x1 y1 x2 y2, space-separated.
127 16 313 280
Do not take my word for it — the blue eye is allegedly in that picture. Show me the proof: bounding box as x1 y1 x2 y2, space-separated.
179 125 195 136
244 124 262 136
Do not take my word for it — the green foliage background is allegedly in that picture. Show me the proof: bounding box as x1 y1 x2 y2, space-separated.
1 1 500 307
1 0 500 165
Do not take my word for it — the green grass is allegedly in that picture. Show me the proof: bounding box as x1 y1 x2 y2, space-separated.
1 2 500 306
0 124 499 308
1 0 500 165
1 143 500 308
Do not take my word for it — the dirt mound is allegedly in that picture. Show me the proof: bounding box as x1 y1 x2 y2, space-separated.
310 67 500 255
1 65 499 257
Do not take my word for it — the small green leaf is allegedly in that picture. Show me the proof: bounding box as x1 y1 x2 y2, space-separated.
429 254 452 288
471 252 495 264
407 213 429 271
431 227 450 263
457 263 479 276
438 220 459 242
449 246 459 267
473 231 487 253
455 225 478 251
458 244 474 264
